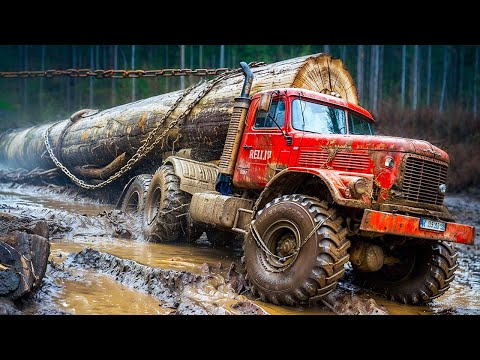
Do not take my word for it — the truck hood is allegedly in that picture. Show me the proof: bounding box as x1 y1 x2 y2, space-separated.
321 135 449 163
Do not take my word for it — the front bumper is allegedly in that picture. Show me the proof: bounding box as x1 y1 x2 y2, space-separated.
360 209 475 245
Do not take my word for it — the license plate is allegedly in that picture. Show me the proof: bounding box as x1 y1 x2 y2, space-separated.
419 218 446 232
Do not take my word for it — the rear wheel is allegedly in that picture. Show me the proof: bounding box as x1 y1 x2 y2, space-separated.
143 165 188 242
352 241 458 304
120 174 152 216
244 194 350 306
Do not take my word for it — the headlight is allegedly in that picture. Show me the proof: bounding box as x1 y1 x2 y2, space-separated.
384 157 394 169
353 178 368 195
438 184 447 195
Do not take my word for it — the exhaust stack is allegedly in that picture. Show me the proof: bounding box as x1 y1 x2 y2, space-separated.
218 62 253 176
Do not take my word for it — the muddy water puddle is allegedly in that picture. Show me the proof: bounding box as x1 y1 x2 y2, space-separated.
2 183 480 315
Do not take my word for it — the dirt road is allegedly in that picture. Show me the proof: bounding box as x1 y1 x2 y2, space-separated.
1 183 478 315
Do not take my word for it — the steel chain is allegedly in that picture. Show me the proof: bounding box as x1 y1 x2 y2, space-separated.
43 67 242 189
1 67 232 79
250 213 333 273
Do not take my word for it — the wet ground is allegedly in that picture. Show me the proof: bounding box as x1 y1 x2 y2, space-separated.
1 183 479 315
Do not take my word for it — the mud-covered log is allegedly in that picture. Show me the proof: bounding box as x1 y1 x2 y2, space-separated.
0 231 50 299
0 53 357 182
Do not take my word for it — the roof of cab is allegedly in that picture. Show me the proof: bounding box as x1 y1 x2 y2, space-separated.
253 88 375 122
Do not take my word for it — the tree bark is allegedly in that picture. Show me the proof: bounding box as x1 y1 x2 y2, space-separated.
131 45 136 101
112 45 118 106
401 45 406 107
474 47 478 118
439 46 448 113
412 45 419 110
180 45 185 90
357 45 364 106
0 54 358 183
426 45 432 106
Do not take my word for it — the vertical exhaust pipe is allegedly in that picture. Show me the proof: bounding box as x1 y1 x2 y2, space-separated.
218 62 253 178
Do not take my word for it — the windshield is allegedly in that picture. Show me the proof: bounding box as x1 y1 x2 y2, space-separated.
348 112 374 135
291 99 346 134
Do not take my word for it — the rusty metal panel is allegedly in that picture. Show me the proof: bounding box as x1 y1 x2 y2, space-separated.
360 209 475 244
165 156 218 195
190 192 253 229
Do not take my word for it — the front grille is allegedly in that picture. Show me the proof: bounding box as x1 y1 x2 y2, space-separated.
332 152 370 171
298 150 329 167
400 155 448 206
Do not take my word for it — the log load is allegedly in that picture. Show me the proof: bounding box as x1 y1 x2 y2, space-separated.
0 53 357 184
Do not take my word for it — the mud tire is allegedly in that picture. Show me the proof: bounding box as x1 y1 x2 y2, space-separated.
143 165 187 242
244 194 350 306
120 174 152 216
353 241 458 304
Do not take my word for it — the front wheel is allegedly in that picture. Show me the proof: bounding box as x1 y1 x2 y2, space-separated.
244 194 350 306
352 241 458 304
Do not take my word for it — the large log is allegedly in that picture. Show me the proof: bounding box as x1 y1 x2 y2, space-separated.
0 53 357 182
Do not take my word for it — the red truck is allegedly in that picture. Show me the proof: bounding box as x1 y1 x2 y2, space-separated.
119 62 475 306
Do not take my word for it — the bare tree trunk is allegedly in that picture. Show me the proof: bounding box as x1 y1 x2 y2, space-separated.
179 45 185 90
323 45 330 54
401 45 406 107
65 47 70 113
112 45 118 106
39 45 46 109
89 46 94 108
131 45 136 101
426 45 432 107
23 45 28 117
220 45 225 67
189 45 194 68
378 45 383 110
369 45 377 111
95 45 99 71
199 45 203 68
0 54 357 172
357 45 364 105
165 45 169 93
412 45 419 110
459 46 464 105
474 47 478 118
439 46 448 113
341 45 347 63
72 46 77 110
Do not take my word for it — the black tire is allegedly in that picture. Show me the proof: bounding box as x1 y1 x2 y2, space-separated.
244 194 350 306
143 165 187 242
120 174 152 216
352 241 458 304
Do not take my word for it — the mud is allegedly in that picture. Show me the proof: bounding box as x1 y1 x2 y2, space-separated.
1 182 479 315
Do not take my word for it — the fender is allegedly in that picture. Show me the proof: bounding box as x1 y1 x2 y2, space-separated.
164 156 219 195
254 167 374 212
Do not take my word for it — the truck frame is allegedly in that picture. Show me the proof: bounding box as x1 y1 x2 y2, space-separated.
118 62 475 306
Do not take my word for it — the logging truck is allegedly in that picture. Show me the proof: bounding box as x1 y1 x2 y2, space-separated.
0 54 475 306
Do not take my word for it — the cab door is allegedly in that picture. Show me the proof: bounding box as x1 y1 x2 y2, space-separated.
233 96 290 189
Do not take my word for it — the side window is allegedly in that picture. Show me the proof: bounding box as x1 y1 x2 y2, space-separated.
347 113 374 135
254 99 285 128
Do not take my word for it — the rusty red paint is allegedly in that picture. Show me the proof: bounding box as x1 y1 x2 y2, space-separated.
360 209 475 244
233 88 448 199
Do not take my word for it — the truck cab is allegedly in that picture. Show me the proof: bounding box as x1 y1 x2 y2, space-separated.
234 88 375 190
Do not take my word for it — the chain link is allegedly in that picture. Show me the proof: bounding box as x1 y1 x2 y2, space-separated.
1 67 233 79
43 68 240 189
250 213 333 273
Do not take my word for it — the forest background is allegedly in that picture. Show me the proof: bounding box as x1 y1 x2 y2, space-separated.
0 44 478 192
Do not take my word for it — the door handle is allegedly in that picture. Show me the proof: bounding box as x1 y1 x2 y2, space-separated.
243 145 252 150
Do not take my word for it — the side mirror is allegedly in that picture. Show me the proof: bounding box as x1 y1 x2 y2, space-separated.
258 93 272 112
